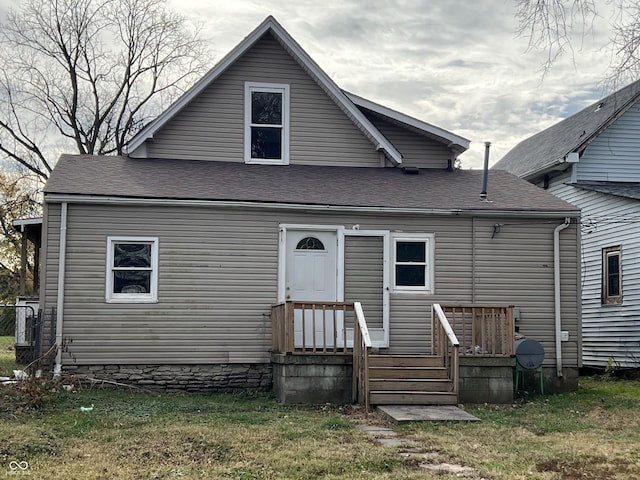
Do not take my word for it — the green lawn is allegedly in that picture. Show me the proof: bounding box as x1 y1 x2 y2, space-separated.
1 339 639 479
0 336 19 377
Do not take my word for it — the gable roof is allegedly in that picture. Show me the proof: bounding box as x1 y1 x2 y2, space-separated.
493 80 640 179
45 154 578 216
127 16 410 164
344 92 470 154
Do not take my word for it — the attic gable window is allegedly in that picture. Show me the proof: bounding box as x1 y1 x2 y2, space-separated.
245 82 290 165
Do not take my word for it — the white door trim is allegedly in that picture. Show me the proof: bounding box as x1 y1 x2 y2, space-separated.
340 229 390 347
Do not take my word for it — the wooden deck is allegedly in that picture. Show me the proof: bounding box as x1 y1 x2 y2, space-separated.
271 301 515 408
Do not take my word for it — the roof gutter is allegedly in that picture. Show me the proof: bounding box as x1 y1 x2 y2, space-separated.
44 194 580 218
54 202 68 377
554 217 571 378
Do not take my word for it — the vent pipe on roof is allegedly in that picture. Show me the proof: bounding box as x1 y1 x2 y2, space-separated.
480 142 491 202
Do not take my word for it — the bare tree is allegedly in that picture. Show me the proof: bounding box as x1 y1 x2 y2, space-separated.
515 0 640 83
515 0 599 74
0 0 210 181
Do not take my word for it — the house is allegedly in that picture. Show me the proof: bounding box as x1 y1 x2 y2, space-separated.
494 80 640 369
37 16 581 405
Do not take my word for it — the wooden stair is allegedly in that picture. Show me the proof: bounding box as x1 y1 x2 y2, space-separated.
367 354 458 406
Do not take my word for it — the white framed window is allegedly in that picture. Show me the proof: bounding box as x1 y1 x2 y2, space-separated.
244 82 290 165
106 236 159 303
392 233 434 293
602 245 622 305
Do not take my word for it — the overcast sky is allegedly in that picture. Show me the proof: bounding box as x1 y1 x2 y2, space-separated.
165 0 618 168
0 0 620 169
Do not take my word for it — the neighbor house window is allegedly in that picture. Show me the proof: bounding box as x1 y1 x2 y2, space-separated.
602 245 622 304
244 82 290 164
106 237 158 303
392 234 434 293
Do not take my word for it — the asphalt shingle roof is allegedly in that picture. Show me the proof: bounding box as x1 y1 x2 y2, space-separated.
493 80 640 178
44 155 578 214
572 182 640 200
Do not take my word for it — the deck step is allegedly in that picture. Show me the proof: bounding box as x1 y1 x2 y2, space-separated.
369 379 454 392
369 391 458 405
368 354 444 368
368 366 449 380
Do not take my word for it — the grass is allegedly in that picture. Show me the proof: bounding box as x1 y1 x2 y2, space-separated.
0 336 19 377
0 337 639 479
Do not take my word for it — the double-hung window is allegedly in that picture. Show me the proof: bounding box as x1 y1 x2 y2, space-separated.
602 245 622 304
392 234 434 293
244 82 290 164
106 237 159 303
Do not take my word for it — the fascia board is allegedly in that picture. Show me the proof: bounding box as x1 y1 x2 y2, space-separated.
266 21 403 164
127 16 403 164
345 91 470 152
127 17 278 155
44 194 580 218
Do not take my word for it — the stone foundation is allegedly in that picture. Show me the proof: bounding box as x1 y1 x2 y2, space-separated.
64 363 272 393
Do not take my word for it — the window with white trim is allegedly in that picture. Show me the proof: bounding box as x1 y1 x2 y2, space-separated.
602 245 622 305
392 234 434 293
244 82 290 164
106 237 158 303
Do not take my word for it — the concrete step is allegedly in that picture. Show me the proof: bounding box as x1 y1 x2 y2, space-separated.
369 378 454 392
370 391 459 405
368 354 444 368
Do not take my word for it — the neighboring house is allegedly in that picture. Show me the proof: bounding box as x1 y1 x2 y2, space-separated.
494 80 640 369
38 16 581 405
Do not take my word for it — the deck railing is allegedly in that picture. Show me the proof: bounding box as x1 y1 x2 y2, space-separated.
271 301 356 354
352 302 372 411
431 304 460 397
436 305 515 357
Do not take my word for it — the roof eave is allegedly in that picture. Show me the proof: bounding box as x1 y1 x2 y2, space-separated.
344 91 470 153
43 193 579 217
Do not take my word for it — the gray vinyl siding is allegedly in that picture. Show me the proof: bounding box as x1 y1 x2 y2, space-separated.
145 32 381 167
362 111 452 169
576 103 640 182
472 217 580 368
43 201 579 367
550 180 640 368
344 236 383 329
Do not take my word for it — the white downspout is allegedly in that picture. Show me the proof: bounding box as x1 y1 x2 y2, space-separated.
554 217 571 378
54 202 68 376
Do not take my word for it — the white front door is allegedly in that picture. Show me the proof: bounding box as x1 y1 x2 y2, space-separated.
285 230 340 348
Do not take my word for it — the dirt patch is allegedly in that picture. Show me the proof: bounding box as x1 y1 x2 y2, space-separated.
537 455 636 479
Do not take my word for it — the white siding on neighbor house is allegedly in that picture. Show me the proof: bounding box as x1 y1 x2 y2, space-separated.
145 32 381 167
42 202 580 368
362 111 452 169
576 102 640 182
550 178 640 368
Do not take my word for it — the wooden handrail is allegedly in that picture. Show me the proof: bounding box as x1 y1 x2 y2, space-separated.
432 303 460 398
352 301 371 411
433 304 460 347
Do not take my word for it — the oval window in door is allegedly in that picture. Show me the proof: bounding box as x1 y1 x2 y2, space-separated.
296 236 325 250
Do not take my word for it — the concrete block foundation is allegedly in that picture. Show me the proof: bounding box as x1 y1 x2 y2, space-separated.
271 353 353 404
459 357 515 404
